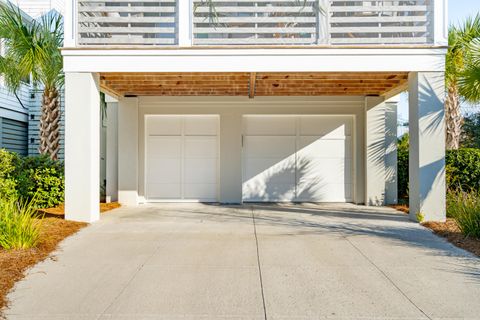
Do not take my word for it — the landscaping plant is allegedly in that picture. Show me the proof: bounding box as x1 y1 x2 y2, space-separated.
0 4 64 160
0 196 41 250
447 189 480 239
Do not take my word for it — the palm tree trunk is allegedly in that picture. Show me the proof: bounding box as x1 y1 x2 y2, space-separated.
445 85 462 150
39 88 61 160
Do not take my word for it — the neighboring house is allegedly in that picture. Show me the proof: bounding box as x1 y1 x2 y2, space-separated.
10 0 63 18
0 1 66 159
63 0 448 223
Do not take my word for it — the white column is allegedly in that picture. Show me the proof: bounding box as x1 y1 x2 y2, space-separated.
178 0 192 47
118 97 139 205
220 112 243 203
433 0 448 46
385 97 399 205
65 73 100 222
105 95 118 202
365 96 386 206
408 72 446 222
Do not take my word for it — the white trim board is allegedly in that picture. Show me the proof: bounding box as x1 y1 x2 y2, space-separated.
63 47 446 73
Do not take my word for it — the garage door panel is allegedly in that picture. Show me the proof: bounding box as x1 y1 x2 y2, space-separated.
146 115 218 201
297 158 351 184
244 136 296 159
243 181 296 202
243 115 353 203
147 159 181 183
244 116 296 135
297 183 352 202
298 137 352 159
147 137 182 158
184 137 218 158
184 183 217 200
299 116 352 136
184 116 218 135
185 158 217 184
146 183 181 199
147 116 182 135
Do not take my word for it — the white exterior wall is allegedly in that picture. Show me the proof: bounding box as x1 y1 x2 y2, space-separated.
118 97 139 205
120 96 366 205
106 98 118 202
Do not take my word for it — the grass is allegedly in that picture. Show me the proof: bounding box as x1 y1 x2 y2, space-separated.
446 189 480 239
0 197 41 250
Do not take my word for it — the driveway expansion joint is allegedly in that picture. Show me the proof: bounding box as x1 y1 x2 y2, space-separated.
252 206 268 320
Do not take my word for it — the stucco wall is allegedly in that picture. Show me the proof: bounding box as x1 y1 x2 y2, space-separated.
116 96 366 204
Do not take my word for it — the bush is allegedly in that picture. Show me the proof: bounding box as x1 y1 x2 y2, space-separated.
447 189 480 238
397 137 480 194
14 155 65 208
0 196 42 250
0 149 19 199
397 135 409 198
446 148 480 191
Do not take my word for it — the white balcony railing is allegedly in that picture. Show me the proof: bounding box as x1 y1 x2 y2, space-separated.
74 0 440 46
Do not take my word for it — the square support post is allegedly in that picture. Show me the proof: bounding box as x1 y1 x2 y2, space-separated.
408 72 446 222
105 96 118 202
385 97 399 205
365 96 386 206
65 73 100 222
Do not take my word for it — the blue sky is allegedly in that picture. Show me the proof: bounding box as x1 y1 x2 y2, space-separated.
397 0 480 123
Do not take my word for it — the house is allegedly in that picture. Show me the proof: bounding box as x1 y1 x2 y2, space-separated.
62 0 448 223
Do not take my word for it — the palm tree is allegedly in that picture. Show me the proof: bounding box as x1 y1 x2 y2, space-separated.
459 38 480 103
0 4 63 160
445 14 480 150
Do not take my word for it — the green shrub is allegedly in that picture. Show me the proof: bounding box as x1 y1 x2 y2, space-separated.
14 155 64 208
397 134 409 198
0 149 19 199
447 189 480 238
0 196 42 250
446 148 480 191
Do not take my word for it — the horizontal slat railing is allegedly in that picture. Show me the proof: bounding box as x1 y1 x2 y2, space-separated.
77 0 177 45
192 0 323 45
329 0 432 45
75 0 434 46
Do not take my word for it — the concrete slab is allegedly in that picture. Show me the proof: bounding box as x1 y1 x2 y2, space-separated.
4 203 480 320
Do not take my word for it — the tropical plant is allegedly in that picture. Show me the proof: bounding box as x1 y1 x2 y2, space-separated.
447 189 480 238
459 38 480 103
0 3 64 160
445 14 480 150
0 196 41 250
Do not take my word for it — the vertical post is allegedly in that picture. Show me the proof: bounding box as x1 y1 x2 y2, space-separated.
408 72 446 222
65 73 100 222
118 97 139 205
365 96 386 206
385 97 399 205
178 0 192 47
64 0 76 47
105 95 118 202
433 0 448 46
220 112 243 203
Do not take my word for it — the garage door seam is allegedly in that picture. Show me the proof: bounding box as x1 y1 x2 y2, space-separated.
252 207 268 320
345 237 432 320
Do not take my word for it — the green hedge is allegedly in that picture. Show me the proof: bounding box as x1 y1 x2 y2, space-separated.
0 149 64 208
398 136 480 197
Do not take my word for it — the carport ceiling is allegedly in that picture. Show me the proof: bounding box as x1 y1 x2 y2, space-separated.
100 72 408 98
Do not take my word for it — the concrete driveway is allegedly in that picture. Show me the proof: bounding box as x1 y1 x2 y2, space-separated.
5 203 480 319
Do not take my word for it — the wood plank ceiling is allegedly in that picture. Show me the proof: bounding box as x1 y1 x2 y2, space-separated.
100 72 408 98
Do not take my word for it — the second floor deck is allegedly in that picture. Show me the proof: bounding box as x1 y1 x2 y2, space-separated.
66 0 448 48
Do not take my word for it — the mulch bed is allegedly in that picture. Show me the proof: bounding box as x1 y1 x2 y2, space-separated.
388 204 409 214
38 202 121 217
422 219 480 257
0 202 121 315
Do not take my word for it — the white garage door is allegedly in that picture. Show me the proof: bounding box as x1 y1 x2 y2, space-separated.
145 115 218 201
243 115 353 202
